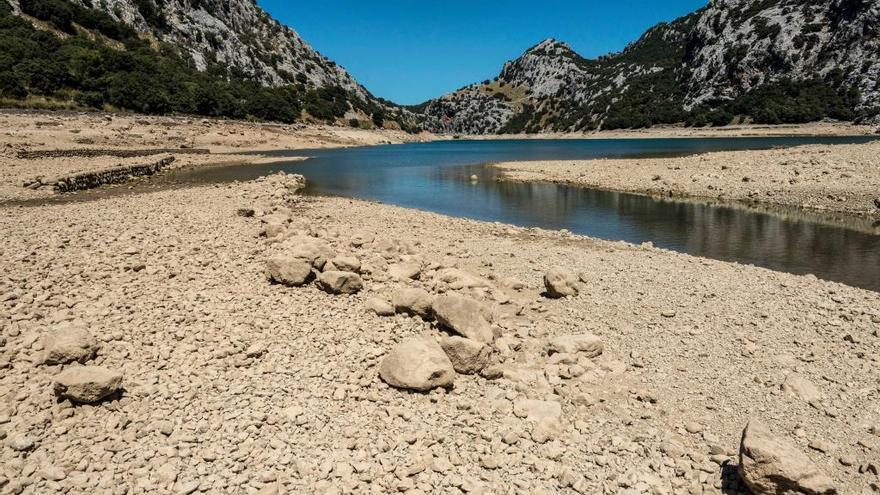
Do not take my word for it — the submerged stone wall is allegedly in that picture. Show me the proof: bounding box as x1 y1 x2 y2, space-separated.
17 148 209 159
48 157 176 192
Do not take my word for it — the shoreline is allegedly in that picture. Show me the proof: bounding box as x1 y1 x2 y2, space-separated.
1 173 877 493
494 141 880 220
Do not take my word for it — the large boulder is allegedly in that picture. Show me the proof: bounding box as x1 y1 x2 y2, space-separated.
392 288 435 318
265 256 313 286
42 325 99 365
548 334 604 358
739 420 837 495
544 268 579 298
379 337 455 391
439 336 490 374
316 271 363 294
53 366 123 404
281 236 335 270
432 294 494 344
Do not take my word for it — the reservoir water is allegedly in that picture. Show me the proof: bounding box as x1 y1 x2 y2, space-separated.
57 136 880 291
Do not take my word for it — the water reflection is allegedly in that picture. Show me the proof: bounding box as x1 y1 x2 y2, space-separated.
12 137 879 291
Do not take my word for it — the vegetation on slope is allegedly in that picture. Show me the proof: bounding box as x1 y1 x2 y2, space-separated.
0 0 412 128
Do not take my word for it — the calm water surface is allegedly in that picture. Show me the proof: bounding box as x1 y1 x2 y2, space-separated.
165 137 880 291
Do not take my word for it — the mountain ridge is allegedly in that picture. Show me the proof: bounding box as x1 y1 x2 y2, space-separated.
420 0 879 134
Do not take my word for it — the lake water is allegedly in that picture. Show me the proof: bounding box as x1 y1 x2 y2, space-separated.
87 136 880 291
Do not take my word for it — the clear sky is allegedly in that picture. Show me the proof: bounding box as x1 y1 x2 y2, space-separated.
258 1 708 105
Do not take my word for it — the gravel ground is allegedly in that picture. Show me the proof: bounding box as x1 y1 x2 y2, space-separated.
495 141 880 218
1 172 878 494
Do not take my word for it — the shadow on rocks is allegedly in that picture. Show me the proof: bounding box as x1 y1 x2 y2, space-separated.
720 463 748 495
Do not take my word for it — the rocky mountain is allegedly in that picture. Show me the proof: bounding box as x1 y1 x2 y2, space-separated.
2 0 416 128
421 0 880 134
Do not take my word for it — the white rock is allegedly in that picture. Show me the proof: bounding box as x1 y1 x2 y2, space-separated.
432 294 494 343
544 267 579 298
392 288 434 318
316 271 363 294
366 297 395 316
265 256 313 286
42 325 99 365
739 419 837 495
379 337 455 391
53 366 123 403
439 336 490 374
548 334 603 358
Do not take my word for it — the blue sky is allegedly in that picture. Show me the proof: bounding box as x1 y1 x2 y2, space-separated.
258 1 708 105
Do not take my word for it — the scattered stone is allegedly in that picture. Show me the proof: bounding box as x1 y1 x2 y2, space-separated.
6 435 35 452
366 297 395 316
388 261 421 280
432 294 494 343
739 419 837 495
265 256 313 287
547 333 603 358
236 208 255 217
53 366 123 404
392 288 434 318
41 325 99 365
513 399 562 423
316 271 363 294
439 336 490 374
330 256 361 273
782 373 823 404
544 267 579 298
379 337 455 391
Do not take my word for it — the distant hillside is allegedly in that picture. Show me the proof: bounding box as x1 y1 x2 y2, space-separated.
0 0 418 130
421 0 880 133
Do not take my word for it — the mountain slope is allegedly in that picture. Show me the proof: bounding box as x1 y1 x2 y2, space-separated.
421 0 879 134
1 0 417 129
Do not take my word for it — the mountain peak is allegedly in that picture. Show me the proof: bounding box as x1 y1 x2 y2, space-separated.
524 38 575 57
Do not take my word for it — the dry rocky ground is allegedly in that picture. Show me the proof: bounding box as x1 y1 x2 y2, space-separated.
1 169 879 495
495 140 880 218
0 110 432 202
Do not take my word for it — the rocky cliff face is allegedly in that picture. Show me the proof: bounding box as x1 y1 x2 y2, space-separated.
685 0 879 109
6 0 420 125
421 0 880 133
66 0 366 95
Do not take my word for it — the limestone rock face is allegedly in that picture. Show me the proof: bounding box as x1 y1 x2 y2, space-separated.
53 366 123 404
392 288 435 318
42 325 99 365
316 271 363 295
548 334 603 358
439 336 490 374
739 420 837 495
265 256 313 287
379 337 455 392
544 268 579 298
432 294 494 344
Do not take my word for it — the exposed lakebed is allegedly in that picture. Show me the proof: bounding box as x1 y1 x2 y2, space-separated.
40 136 880 291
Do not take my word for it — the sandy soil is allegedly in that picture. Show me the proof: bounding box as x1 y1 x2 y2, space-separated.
0 173 878 494
495 141 880 218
